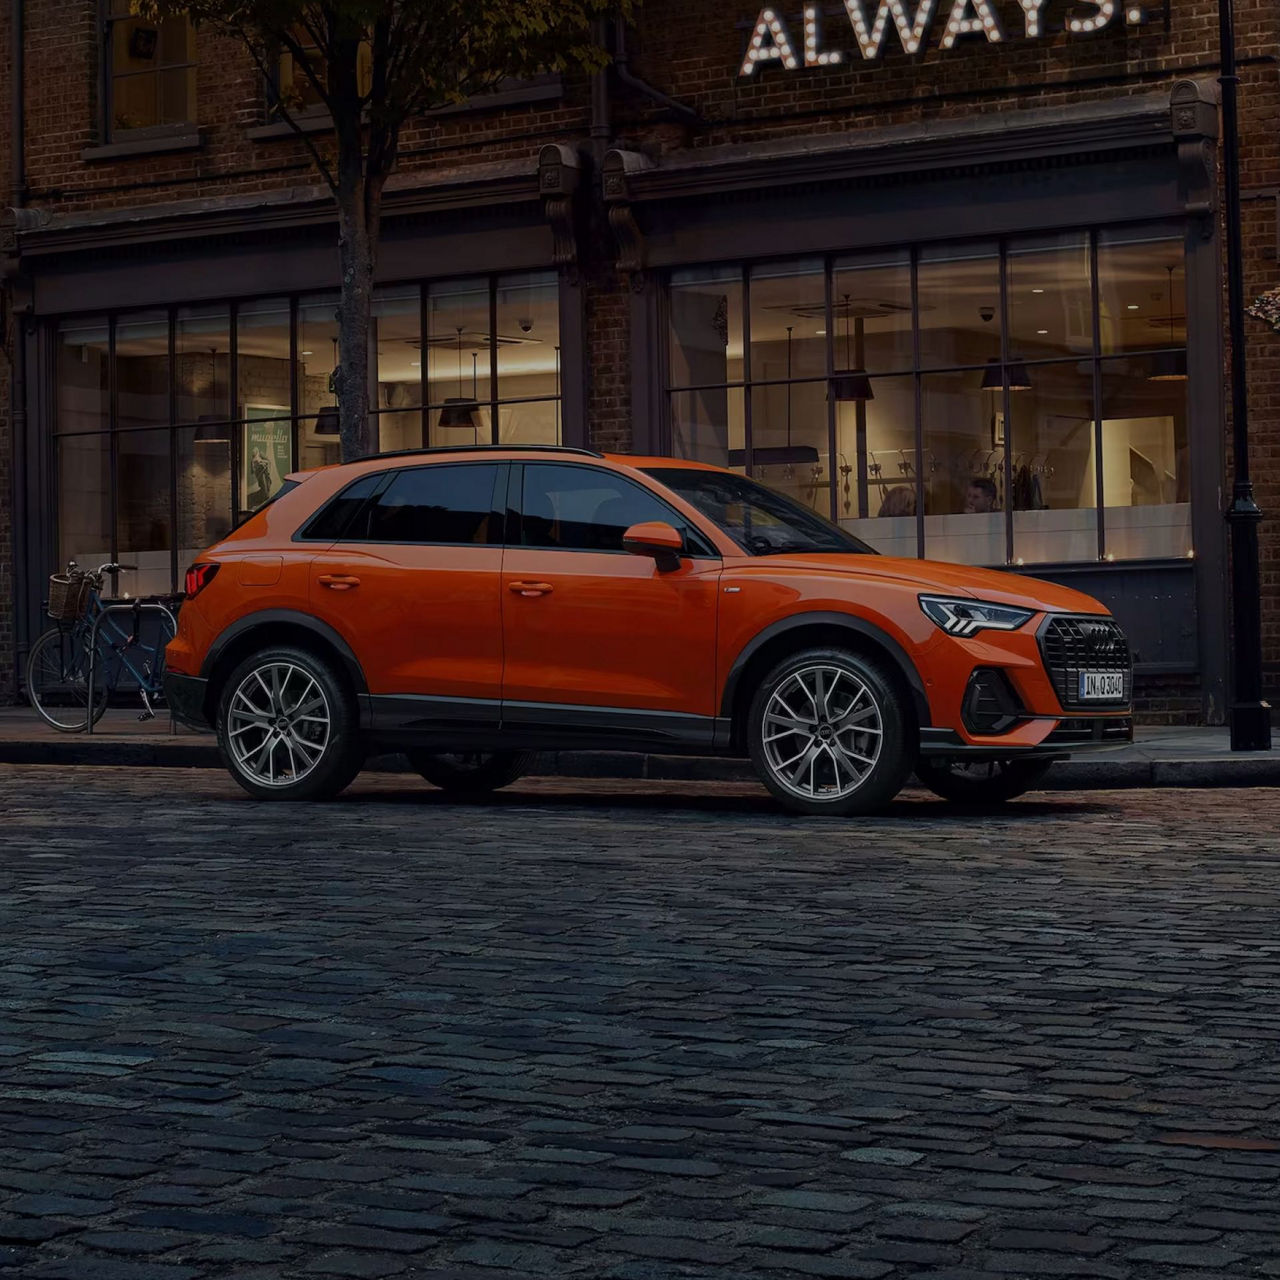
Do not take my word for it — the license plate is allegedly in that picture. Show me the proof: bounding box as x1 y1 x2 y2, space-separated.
1079 671 1125 700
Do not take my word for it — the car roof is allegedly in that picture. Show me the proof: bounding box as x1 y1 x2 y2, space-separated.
287 447 736 484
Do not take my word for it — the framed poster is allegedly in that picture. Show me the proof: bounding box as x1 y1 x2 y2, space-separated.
242 406 292 511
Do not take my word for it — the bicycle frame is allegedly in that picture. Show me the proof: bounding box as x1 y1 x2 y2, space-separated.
83 594 179 734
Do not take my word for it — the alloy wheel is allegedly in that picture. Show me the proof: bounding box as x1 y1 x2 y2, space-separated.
226 661 331 788
760 663 884 801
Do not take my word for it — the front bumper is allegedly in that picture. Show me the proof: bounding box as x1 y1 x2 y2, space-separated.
919 716 1133 761
163 671 211 731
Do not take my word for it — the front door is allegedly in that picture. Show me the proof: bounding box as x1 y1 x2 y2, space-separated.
501 462 721 750
307 461 506 733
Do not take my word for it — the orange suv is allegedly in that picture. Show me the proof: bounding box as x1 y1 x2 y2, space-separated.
165 445 1133 813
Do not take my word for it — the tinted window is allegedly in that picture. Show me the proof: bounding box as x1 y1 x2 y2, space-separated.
521 464 711 554
644 468 875 556
349 464 500 544
298 473 383 542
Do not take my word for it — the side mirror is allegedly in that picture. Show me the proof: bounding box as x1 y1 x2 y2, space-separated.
622 521 684 573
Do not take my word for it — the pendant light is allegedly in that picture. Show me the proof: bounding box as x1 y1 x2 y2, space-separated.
1148 265 1188 382
315 336 340 435
439 325 480 428
830 293 874 402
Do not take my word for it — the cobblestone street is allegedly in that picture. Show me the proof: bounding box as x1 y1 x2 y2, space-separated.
2 765 1280 1279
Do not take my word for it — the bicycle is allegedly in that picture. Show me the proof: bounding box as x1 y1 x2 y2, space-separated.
26 561 180 733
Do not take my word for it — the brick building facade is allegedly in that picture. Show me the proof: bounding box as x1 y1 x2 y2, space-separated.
2 0 1278 723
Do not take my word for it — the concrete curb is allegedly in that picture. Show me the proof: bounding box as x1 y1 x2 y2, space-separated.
1 736 1277 788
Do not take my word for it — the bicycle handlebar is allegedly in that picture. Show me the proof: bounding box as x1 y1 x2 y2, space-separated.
90 562 138 576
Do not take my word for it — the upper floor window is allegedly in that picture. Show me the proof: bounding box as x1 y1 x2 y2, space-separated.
104 0 195 138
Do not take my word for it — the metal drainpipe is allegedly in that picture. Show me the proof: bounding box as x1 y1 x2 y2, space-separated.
10 0 29 700
589 17 611 171
613 18 701 125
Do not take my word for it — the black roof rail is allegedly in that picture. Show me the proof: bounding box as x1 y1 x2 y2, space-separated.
352 444 603 463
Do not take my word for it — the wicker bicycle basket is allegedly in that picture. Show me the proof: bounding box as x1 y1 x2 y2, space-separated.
47 572 91 623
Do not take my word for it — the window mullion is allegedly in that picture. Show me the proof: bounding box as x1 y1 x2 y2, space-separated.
742 267 752 479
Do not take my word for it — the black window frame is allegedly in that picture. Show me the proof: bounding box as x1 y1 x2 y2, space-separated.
293 470 394 543
512 461 720 559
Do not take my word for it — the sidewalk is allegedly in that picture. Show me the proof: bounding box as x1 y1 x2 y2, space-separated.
0 705 1275 788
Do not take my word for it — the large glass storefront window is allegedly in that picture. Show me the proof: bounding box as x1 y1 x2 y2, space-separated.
53 270 562 595
666 227 1189 568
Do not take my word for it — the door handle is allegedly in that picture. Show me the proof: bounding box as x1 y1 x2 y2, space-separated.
318 574 361 591
508 581 553 597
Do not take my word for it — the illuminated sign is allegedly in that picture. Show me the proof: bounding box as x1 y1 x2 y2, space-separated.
738 1 1148 75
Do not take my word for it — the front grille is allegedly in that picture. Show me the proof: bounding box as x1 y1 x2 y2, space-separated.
1038 615 1133 711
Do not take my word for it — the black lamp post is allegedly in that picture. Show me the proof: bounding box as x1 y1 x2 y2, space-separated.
1219 0 1272 750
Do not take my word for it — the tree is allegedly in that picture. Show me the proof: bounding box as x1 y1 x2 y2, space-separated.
141 0 631 460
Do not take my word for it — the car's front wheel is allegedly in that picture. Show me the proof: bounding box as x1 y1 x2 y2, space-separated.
748 647 914 816
914 756 1054 804
216 645 363 801
405 750 535 795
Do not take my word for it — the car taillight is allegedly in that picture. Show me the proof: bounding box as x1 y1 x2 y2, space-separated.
184 562 220 598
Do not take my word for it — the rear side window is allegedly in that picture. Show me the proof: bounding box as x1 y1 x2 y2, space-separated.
297 473 384 542
350 463 502 545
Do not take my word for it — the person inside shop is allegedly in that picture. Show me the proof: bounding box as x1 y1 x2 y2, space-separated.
877 485 916 518
963 476 999 514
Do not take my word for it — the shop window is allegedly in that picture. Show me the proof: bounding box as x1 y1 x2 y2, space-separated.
176 305 231 424
669 267 743 467
296 295 340 473
664 225 1192 570
116 428 172 598
57 434 112 573
177 424 233 570
104 0 195 138
116 311 169 432
1100 354 1190 560
57 320 110 435
425 272 561 449
372 285 422 452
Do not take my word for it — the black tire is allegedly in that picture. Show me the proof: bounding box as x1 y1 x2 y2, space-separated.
914 756 1054 804
747 646 914 816
26 627 109 732
215 644 363 801
406 750 535 795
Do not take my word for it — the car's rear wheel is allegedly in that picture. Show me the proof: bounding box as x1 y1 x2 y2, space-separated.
914 756 1054 804
405 750 535 795
748 647 914 816
216 645 363 801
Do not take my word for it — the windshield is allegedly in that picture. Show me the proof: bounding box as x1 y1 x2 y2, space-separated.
643 468 876 557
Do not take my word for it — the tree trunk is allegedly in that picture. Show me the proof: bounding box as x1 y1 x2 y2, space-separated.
335 183 375 462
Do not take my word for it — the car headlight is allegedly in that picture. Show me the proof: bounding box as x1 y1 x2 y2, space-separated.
919 595 1035 637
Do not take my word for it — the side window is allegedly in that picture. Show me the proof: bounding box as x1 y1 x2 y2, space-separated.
297 473 384 542
521 464 711 554
354 464 501 545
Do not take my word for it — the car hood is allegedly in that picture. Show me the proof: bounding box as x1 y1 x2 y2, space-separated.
733 553 1109 615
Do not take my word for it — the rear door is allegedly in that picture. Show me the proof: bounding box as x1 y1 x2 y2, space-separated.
306 462 507 731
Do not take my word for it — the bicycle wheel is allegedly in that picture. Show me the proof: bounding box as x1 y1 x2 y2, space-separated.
26 628 108 732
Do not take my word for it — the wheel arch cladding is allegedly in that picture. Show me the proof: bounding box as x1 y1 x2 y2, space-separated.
200 611 368 724
723 613 930 752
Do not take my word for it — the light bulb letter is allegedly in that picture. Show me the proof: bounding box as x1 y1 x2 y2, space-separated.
843 0 940 59
739 7 801 76
804 3 845 65
940 0 1004 47
1067 0 1115 32
1015 0 1048 36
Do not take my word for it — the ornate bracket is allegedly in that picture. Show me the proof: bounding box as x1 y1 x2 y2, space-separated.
538 144 583 280
1170 78 1219 242
602 149 655 291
